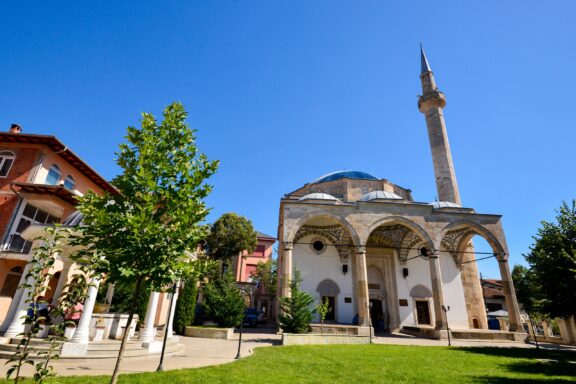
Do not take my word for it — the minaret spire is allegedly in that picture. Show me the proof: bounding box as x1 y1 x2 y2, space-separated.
420 43 432 74
418 46 461 205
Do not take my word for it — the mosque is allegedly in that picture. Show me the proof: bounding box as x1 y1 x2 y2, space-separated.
276 48 524 339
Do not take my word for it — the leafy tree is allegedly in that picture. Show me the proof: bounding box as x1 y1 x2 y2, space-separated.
511 265 542 316
203 272 245 328
173 274 198 335
206 213 257 266
108 279 151 325
278 270 315 334
316 296 331 334
253 259 277 296
74 103 218 384
523 200 576 319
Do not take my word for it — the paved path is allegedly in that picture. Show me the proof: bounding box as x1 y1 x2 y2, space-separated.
0 331 280 378
1 330 574 378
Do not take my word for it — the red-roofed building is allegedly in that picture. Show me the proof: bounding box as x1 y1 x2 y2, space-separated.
232 231 276 322
0 124 116 325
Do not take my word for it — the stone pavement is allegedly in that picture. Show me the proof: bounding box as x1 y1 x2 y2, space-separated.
1 329 574 378
0 330 281 378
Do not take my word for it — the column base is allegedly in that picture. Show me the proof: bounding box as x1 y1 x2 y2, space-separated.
61 342 89 357
139 327 157 344
142 341 163 353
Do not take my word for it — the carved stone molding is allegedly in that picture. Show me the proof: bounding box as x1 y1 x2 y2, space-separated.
441 227 477 267
294 224 352 261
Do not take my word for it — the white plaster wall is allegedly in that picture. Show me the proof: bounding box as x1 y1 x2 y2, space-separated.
395 248 434 328
293 235 354 323
439 253 469 329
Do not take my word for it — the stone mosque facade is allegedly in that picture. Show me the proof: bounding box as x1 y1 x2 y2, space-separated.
276 48 524 338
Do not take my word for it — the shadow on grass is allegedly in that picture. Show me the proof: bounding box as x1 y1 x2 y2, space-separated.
457 347 576 361
473 377 575 384
458 347 576 383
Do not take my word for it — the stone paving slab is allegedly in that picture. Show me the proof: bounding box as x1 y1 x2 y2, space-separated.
1 330 574 378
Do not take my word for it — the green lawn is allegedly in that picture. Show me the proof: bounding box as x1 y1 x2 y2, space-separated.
2 345 575 383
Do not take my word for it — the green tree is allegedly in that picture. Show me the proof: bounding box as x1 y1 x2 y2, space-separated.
206 213 257 266
315 296 331 334
253 259 277 296
511 265 542 316
74 103 218 384
524 200 576 319
173 274 198 335
278 270 315 334
203 272 245 328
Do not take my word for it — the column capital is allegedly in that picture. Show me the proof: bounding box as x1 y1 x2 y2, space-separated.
354 245 366 254
282 242 293 250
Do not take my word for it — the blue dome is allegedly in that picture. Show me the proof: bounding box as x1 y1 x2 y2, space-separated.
311 171 379 184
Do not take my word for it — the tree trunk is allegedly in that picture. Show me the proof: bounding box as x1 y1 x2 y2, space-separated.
110 276 143 384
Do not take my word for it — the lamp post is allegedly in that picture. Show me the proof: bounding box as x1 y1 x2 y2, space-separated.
368 301 373 344
157 280 179 372
442 305 451 346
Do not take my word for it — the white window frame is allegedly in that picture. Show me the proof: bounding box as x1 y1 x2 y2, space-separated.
45 164 62 185
2 201 60 253
63 175 76 191
0 150 15 178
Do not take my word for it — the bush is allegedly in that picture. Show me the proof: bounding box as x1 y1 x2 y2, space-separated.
173 275 198 335
203 272 244 328
279 270 315 333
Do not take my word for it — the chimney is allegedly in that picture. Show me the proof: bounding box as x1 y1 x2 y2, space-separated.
9 124 22 133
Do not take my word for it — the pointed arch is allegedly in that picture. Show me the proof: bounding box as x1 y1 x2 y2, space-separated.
316 279 340 295
286 211 361 246
365 216 434 249
439 220 506 259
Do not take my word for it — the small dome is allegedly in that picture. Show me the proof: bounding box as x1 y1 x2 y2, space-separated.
311 170 379 184
299 193 340 202
63 211 85 226
360 190 402 201
429 201 461 209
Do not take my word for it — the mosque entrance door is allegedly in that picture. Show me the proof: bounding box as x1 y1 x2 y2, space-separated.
369 299 386 332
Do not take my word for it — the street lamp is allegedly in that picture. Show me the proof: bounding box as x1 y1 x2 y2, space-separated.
442 305 451 346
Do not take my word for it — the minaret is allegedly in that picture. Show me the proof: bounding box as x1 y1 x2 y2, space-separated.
418 45 461 205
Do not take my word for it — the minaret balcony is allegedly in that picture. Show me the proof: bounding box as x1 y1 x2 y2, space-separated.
418 90 446 111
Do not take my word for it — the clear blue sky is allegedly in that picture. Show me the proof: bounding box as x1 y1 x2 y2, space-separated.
2 1 575 278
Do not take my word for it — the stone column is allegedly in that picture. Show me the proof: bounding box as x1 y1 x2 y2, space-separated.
428 250 447 330
2 263 34 337
70 276 101 344
105 284 115 306
0 264 30 332
140 291 160 344
280 242 293 298
497 258 523 332
166 284 179 338
354 247 370 327
52 262 72 304
557 318 574 344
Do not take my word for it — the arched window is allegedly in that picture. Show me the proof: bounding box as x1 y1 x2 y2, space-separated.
0 151 15 177
63 175 76 191
0 266 24 297
45 164 61 185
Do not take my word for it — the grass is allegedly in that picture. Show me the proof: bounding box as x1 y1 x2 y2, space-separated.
2 345 575 383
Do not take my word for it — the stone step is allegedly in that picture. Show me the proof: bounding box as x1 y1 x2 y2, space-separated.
0 342 184 361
